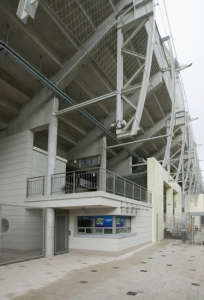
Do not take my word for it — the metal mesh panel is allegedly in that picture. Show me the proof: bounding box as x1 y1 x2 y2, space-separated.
0 204 44 265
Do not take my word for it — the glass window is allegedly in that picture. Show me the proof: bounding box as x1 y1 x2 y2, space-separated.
95 228 103 234
77 216 131 235
104 228 112 234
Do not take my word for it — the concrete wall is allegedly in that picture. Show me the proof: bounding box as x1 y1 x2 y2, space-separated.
147 157 182 242
32 147 66 177
68 204 152 253
0 130 33 204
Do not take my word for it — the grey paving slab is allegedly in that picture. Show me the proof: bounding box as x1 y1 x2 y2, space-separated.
0 240 204 299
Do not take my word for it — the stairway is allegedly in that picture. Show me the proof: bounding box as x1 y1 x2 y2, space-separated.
164 214 187 240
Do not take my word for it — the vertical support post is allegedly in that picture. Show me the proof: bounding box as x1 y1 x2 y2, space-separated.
46 97 59 196
156 213 158 242
0 204 2 253
42 208 45 256
124 180 126 197
42 177 45 196
100 134 107 192
140 186 142 201
132 183 134 200
191 216 194 245
113 175 115 194
27 179 29 197
116 26 123 135
45 208 55 258
73 172 75 193
166 187 173 216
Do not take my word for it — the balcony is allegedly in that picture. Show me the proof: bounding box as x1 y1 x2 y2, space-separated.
27 168 152 204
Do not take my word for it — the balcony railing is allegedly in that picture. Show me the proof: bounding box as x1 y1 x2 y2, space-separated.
26 168 152 204
27 176 45 197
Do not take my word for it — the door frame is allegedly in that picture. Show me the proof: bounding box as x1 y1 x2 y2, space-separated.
55 209 69 254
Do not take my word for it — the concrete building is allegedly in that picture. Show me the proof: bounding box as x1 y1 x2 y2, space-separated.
0 0 203 262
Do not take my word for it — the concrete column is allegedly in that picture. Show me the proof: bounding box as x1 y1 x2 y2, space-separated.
174 192 182 218
100 134 107 192
47 97 59 195
0 204 2 253
45 208 55 258
166 187 173 215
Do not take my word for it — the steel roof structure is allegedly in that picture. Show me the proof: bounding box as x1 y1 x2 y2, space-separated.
0 0 203 206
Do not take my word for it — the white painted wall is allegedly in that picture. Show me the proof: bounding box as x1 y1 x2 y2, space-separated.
0 130 33 204
189 194 204 212
147 157 182 242
68 204 152 253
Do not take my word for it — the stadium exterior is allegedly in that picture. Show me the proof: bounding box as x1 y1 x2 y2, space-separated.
0 0 203 262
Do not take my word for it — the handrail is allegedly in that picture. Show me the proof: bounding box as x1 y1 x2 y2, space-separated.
27 168 151 203
27 176 45 180
51 167 152 194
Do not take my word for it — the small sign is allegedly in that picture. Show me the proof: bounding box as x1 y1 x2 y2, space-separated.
80 156 100 167
78 216 94 220
95 216 112 227
116 216 124 227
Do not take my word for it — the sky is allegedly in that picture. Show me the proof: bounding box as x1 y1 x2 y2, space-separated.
156 0 204 179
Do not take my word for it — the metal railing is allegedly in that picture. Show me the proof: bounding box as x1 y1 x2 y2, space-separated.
27 176 45 197
105 169 151 203
51 168 99 194
50 168 151 204
26 168 152 204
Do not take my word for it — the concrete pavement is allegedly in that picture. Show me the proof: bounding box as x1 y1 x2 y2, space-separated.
0 240 204 300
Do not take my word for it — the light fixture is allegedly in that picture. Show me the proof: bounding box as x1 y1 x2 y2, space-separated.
81 207 86 214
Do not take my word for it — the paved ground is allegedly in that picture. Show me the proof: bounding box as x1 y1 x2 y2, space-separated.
0 240 204 300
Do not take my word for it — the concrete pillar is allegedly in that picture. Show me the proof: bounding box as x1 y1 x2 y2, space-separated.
166 187 173 215
0 204 2 253
174 192 182 218
45 208 55 258
100 134 107 192
47 97 59 195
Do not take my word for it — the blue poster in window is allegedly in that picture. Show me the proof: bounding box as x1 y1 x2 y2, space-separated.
95 216 112 227
116 216 124 227
78 216 94 220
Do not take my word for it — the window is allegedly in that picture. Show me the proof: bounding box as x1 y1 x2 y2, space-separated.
77 216 94 234
116 216 131 234
77 216 131 235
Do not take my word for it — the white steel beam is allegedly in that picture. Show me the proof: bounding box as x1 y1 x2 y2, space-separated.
106 134 169 149
122 18 148 48
54 92 117 117
122 83 142 94
121 48 146 60
123 63 145 89
162 38 176 172
131 14 155 136
116 26 124 135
